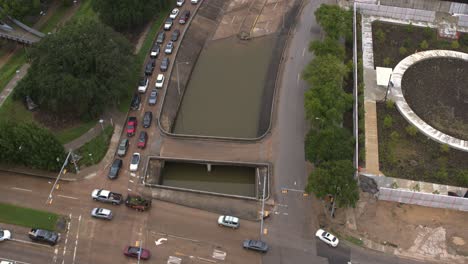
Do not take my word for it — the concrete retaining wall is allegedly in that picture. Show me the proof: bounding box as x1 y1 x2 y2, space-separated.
378 187 468 211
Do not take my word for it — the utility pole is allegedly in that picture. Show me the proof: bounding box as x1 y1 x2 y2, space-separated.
259 174 267 239
46 151 71 204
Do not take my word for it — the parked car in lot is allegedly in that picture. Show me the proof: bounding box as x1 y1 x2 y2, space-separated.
137 131 148 149
315 229 339 247
148 89 158 105
129 153 140 172
243 239 268 253
127 117 137 136
164 41 174 54
164 18 173 30
138 76 149 93
0 229 11 241
144 62 154 76
179 10 190 24
218 215 240 229
160 58 170 72
155 74 165 88
171 29 180 41
169 8 180 19
108 159 122 179
191 0 199 4
143 111 153 128
156 31 165 45
176 0 185 7
130 93 141 110
91 189 123 205
91 208 113 220
117 139 129 156
125 195 152 212
123 246 151 260
150 44 160 58
29 229 60 246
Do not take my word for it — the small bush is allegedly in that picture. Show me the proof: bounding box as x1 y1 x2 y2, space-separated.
451 41 460 49
460 34 468 46
383 57 392 66
403 38 412 48
383 115 393 128
440 144 450 154
423 26 435 40
420 40 429 49
405 23 414 33
411 183 420 192
391 181 398 189
432 190 440 195
405 125 418 136
385 100 395 109
399 46 407 55
375 29 386 43
390 131 400 142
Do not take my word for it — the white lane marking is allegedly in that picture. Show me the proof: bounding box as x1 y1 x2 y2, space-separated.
282 188 305 193
155 238 168 246
128 188 132 192
53 248 58 264
212 249 227 260
12 187 32 192
72 215 82 264
63 214 72 258
283 212 289 216
297 73 301 84
277 204 288 207
273 1 278 9
58 195 78 200
10 238 53 248
294 181 297 185
129 180 134 183
197 257 216 263
302 47 306 57
231 15 236 24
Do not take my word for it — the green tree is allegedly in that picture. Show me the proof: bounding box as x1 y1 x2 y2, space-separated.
0 121 65 171
305 127 354 164
0 0 41 20
14 17 137 120
303 54 349 88
314 4 353 41
309 37 345 60
420 40 429 49
92 0 170 32
305 160 359 208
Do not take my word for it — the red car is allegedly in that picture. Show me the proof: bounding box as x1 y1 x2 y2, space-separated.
123 246 150 260
127 117 137 137
137 131 148 149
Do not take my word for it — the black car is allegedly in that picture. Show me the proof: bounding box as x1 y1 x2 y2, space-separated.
108 159 122 179
143 111 153 128
171 29 180 41
156 31 165 45
29 229 60 246
243 240 268 253
130 94 141 110
144 62 154 76
160 58 170 72
149 58 156 67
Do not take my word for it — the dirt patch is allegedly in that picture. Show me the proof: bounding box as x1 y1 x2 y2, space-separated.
33 110 84 132
372 21 468 68
401 57 468 140
325 193 468 258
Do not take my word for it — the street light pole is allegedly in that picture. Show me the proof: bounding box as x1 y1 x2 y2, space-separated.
259 174 266 239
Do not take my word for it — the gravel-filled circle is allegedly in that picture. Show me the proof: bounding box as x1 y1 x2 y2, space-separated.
401 57 468 140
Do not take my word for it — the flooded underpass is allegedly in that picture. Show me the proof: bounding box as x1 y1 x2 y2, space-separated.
173 34 276 138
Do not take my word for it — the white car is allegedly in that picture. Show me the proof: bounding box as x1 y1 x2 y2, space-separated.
218 215 239 229
0 229 11 241
169 8 179 19
315 229 339 247
137 77 149 93
176 0 185 6
164 41 174 54
191 0 198 4
91 208 113 220
129 153 140 172
164 18 173 30
155 74 165 88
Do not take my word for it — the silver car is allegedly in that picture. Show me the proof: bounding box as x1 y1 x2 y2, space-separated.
117 139 129 157
91 208 113 220
148 89 158 105
218 215 240 229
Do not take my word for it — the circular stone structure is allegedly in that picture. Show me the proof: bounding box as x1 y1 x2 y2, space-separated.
390 50 468 152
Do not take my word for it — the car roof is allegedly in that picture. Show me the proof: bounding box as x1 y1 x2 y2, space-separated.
97 208 111 215
99 190 110 196
157 74 164 80
224 215 239 222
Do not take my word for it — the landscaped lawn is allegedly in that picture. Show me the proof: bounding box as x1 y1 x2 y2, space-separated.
55 119 97 144
0 202 59 231
77 125 114 166
0 51 27 94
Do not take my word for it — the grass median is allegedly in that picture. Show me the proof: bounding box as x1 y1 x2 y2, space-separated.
0 202 59 230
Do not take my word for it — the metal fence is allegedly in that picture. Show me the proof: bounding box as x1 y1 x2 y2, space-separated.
378 187 468 211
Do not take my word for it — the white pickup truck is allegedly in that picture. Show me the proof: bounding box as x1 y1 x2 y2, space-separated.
91 189 123 205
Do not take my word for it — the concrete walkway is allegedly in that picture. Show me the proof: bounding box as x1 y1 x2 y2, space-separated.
0 64 30 107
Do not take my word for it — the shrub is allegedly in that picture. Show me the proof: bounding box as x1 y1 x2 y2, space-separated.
390 131 400 142
440 144 450 154
411 183 420 192
383 57 392 66
399 46 408 55
460 34 468 46
375 28 386 43
405 22 414 33
423 26 435 40
405 125 418 136
403 38 412 48
383 115 393 128
420 40 429 49
385 100 395 109
451 41 460 49
391 181 398 189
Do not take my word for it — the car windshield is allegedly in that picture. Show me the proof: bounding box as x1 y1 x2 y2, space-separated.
138 78 146 86
127 124 134 129
129 247 141 254
132 155 139 163
332 237 337 242
0 231 4 236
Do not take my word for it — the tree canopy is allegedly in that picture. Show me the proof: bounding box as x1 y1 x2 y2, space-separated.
305 160 359 208
309 37 345 60
92 0 170 32
0 121 66 171
314 4 353 41
0 0 41 20
305 127 354 164
14 17 137 120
